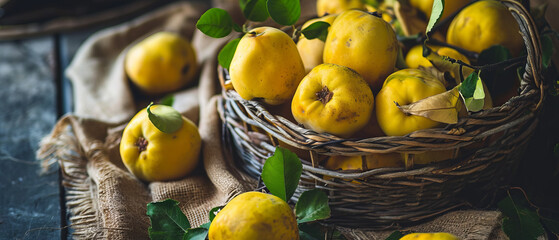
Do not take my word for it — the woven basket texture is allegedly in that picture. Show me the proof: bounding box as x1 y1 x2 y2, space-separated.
218 0 546 228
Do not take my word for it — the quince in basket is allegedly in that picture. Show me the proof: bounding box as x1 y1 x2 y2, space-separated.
409 0 469 22
447 0 524 56
297 14 338 73
208 191 299 240
125 32 198 96
120 104 201 182
230 27 306 105
376 68 446 136
401 232 460 240
316 0 366 17
323 9 399 91
292 63 374 138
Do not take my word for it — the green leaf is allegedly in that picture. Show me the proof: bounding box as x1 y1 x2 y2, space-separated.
541 34 554 70
159 95 174 107
147 199 190 240
267 0 301 26
301 21 330 42
218 38 241 70
147 102 184 134
426 0 444 36
240 0 269 22
473 74 485 99
261 146 302 202
296 189 331 223
233 23 243 33
541 216 559 235
183 228 208 240
478 45 512 66
385 231 405 240
200 222 211 229
196 8 234 38
299 222 323 240
209 206 224 222
498 196 545 240
459 72 478 98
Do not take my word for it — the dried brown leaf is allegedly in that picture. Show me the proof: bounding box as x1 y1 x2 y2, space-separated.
397 86 461 124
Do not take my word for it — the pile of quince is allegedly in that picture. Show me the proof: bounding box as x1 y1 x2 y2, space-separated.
198 0 526 171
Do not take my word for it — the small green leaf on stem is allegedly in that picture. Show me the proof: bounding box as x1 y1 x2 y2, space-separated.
296 189 331 223
209 206 224 222
240 0 269 22
498 196 545 240
426 0 445 37
385 231 405 240
478 45 512 66
301 21 330 42
196 8 234 38
147 103 184 134
261 146 302 202
147 199 190 240
159 95 174 107
459 72 478 99
183 228 208 240
218 38 241 70
267 0 301 26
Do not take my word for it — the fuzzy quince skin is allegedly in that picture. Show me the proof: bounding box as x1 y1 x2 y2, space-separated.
125 32 198 96
292 63 374 138
316 0 366 17
230 27 305 105
208 192 299 240
376 68 446 136
119 106 201 182
323 10 399 92
297 14 338 73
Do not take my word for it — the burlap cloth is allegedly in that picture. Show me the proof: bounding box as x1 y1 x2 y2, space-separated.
37 1 509 239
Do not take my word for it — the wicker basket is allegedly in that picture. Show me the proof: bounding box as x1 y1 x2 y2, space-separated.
217 0 546 229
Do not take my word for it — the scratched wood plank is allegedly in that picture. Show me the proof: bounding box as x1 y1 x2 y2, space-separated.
0 37 61 239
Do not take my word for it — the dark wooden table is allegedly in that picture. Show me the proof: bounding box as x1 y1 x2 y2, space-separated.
1 1 558 239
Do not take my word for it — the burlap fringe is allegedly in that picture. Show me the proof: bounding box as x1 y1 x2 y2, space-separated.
37 117 105 239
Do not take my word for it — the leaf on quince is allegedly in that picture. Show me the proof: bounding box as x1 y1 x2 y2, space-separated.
397 86 461 124
459 72 486 112
196 8 234 38
295 189 330 223
267 0 301 26
183 228 208 240
425 0 444 37
218 38 240 70
423 44 474 84
498 195 545 240
240 0 269 22
301 21 330 42
209 206 224 222
261 146 302 202
147 103 184 134
147 199 190 240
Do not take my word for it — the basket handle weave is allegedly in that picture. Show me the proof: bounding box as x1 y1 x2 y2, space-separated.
501 0 545 110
